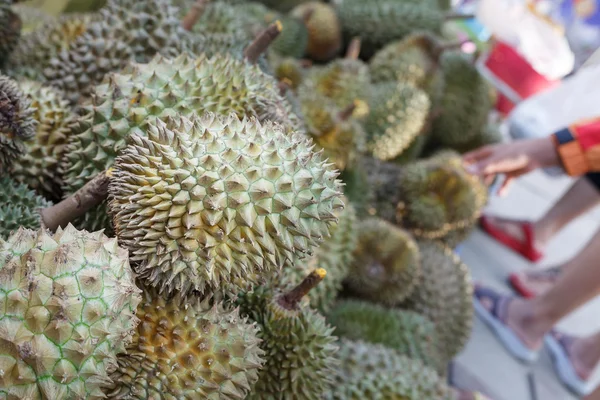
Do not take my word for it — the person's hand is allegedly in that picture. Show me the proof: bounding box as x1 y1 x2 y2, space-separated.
463 137 560 195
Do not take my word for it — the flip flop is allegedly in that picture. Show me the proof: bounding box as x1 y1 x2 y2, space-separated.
472 285 539 363
479 215 544 262
508 267 562 299
545 331 595 397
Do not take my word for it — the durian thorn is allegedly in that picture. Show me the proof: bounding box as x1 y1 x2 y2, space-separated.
345 37 361 60
40 169 111 231
338 101 357 121
277 79 292 95
444 12 475 21
244 21 283 64
279 268 327 309
181 0 210 31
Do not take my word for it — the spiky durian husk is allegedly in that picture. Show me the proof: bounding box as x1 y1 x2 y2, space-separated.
0 176 51 239
0 4 21 68
108 287 265 399
400 240 473 365
345 218 420 305
61 52 304 233
431 51 495 147
276 199 357 313
451 119 504 154
0 74 36 172
326 299 441 370
237 284 339 400
268 13 309 58
365 82 431 161
108 113 344 299
290 2 342 61
0 224 142 399
7 12 97 81
43 0 197 105
10 3 54 33
325 339 457 400
333 0 444 58
269 55 307 89
253 0 312 13
10 80 73 200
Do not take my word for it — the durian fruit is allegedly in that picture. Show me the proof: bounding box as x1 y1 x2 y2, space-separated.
0 74 36 173
267 13 309 58
333 0 445 59
0 224 142 399
0 176 52 239
10 80 73 200
345 217 420 306
326 299 440 370
253 0 312 13
326 339 457 400
276 198 357 313
43 0 198 105
270 55 310 90
108 286 265 399
451 118 504 155
237 269 340 400
61 52 304 233
400 240 473 365
430 51 495 148
299 91 366 171
365 81 431 161
0 3 21 68
290 2 342 61
108 113 344 299
338 157 371 217
10 3 54 33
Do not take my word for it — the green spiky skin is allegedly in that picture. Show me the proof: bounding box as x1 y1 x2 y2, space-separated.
253 0 312 13
10 80 73 201
325 339 457 400
326 299 440 370
269 54 307 90
7 12 97 82
61 52 304 233
237 284 339 400
269 14 308 58
333 0 444 58
451 120 504 154
365 82 431 161
431 51 495 147
0 74 36 173
276 199 357 314
108 287 265 399
345 218 420 305
43 0 197 105
0 176 52 239
360 156 402 221
0 4 21 68
290 2 342 61
108 113 344 299
400 240 473 365
338 158 371 217
0 224 142 399
63 0 107 13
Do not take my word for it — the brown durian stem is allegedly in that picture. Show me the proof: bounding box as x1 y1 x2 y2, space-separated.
244 21 283 64
40 169 112 231
338 102 357 121
345 37 361 60
445 12 475 20
278 79 292 95
279 268 327 310
181 0 210 31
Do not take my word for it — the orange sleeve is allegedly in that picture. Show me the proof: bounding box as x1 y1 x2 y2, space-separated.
552 117 600 176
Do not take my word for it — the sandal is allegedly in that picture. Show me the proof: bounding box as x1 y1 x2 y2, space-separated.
545 331 595 396
508 266 562 298
479 215 544 262
472 284 539 363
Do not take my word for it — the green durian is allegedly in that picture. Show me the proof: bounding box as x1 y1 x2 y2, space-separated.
0 176 52 239
269 55 309 89
327 299 440 370
345 217 420 305
338 158 371 217
10 80 73 200
108 113 344 299
61 52 304 233
326 339 457 400
252 0 312 13
10 3 54 33
108 286 265 399
276 197 357 313
43 0 198 105
400 240 473 364
237 269 340 400
0 74 36 173
290 2 342 61
268 13 309 58
365 81 431 161
0 224 142 399
0 3 21 68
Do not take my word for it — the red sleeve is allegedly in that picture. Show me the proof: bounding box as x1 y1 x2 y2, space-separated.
552 117 600 176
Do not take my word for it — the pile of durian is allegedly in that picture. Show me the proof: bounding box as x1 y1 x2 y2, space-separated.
0 0 498 398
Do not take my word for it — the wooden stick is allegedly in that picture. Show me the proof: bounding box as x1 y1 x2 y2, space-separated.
244 21 283 64
279 269 326 310
181 0 210 31
338 101 357 121
345 37 361 60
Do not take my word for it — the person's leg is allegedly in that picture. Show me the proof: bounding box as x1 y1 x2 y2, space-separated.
481 175 600 262
585 384 600 400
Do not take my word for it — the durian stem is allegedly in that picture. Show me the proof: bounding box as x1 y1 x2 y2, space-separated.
181 0 210 31
279 268 327 310
40 169 112 231
445 12 475 20
278 79 292 95
301 7 315 22
338 102 357 121
345 37 361 60
244 21 283 64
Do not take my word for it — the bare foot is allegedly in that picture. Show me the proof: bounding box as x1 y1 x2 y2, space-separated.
511 266 563 297
552 332 597 381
